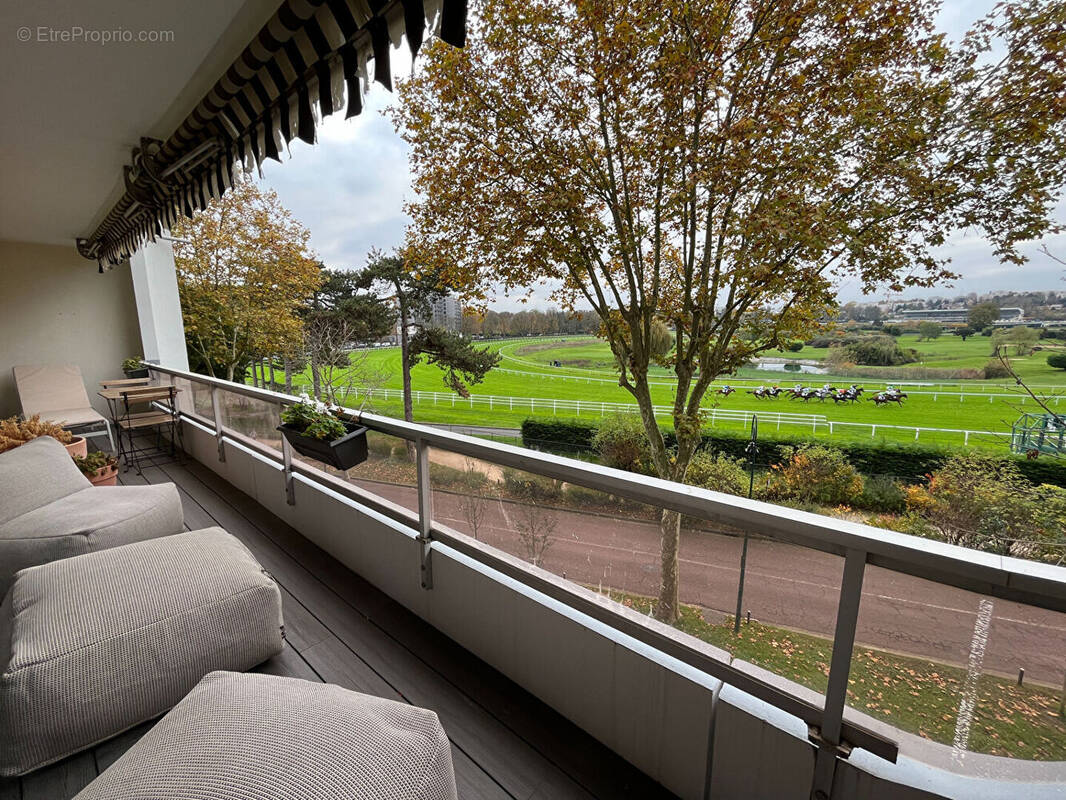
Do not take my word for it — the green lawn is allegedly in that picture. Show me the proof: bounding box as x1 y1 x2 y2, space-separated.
275 336 1066 451
599 588 1066 761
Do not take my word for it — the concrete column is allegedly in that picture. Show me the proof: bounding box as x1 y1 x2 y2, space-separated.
128 237 189 370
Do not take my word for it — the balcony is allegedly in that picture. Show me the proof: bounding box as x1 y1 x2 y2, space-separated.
7 364 1060 799
3 1 1065 795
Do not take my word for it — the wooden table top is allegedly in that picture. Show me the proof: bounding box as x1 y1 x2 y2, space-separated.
98 385 182 400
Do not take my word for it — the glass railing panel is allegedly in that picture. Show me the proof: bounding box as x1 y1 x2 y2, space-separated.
849 571 1066 761
169 375 213 419
428 450 662 594
700 530 844 696
216 388 282 452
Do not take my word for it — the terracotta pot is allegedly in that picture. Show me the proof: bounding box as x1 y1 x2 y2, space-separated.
87 464 119 486
63 436 87 458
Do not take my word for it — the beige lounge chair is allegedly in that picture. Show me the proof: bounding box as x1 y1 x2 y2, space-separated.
13 364 115 452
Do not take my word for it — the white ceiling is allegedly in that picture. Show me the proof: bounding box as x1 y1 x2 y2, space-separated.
0 0 280 249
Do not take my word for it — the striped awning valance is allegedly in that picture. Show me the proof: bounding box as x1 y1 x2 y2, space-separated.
77 0 467 270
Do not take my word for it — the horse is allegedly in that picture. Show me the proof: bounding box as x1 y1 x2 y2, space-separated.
833 386 863 404
717 386 736 396
871 391 907 406
749 386 781 400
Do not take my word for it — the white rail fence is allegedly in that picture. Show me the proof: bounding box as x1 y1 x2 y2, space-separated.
491 366 1063 404
345 387 1011 445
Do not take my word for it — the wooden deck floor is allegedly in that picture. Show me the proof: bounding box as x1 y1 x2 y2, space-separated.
3 455 676 800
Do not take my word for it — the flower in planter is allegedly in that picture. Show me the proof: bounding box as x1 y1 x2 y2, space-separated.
281 394 348 441
121 357 144 372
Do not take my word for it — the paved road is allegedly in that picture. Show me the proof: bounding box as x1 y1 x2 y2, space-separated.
352 478 1066 686
425 423 522 439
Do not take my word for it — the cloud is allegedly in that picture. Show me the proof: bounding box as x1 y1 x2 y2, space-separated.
256 1 1064 310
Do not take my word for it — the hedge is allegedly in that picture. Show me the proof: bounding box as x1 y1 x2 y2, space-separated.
520 418 598 454
520 416 1066 488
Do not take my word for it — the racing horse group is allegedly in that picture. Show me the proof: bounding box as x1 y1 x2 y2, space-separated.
714 384 908 405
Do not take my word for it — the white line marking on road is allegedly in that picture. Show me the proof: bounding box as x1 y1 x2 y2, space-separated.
953 598 994 762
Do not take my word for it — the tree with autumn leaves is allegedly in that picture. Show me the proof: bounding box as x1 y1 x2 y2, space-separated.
395 0 1066 623
173 176 321 383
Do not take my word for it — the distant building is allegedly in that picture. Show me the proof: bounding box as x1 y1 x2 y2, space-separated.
386 293 463 343
424 294 462 332
890 307 1024 324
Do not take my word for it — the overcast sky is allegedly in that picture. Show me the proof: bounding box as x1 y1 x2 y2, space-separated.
259 0 1065 310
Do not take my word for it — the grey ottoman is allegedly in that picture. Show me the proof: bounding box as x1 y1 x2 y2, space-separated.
74 671 459 800
0 436 185 596
0 528 284 776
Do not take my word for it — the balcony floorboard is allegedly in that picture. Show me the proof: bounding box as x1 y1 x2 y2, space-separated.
4 450 676 800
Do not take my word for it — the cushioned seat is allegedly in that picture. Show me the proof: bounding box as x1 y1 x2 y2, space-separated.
0 528 284 776
0 436 183 596
73 671 459 800
38 405 110 427
13 364 115 451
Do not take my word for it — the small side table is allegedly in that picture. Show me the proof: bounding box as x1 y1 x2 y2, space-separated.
98 383 184 474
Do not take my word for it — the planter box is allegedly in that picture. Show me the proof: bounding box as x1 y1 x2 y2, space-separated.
278 422 369 470
124 368 150 379
63 436 87 458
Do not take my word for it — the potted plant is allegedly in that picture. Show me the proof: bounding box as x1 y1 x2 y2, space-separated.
278 394 368 470
122 357 150 379
0 415 86 456
72 451 120 486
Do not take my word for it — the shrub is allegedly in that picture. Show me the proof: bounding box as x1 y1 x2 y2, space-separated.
842 336 919 366
917 321 942 341
808 335 837 348
1047 353 1066 370
769 444 864 506
907 453 1036 554
430 462 489 492
563 483 610 506
981 326 996 336
366 432 401 458
501 468 563 502
853 474 907 513
591 414 651 472
521 417 597 453
824 346 854 369
685 451 748 495
785 340 805 352
982 359 1011 379
1030 484 1066 563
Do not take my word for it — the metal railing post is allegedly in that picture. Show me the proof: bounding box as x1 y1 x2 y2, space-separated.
416 437 434 590
281 434 296 505
810 548 866 800
210 386 225 462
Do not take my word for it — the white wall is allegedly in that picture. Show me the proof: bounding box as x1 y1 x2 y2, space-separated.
129 238 190 371
0 240 142 417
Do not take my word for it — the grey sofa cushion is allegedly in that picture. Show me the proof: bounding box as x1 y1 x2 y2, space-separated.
74 671 459 800
0 482 184 597
0 529 284 776
0 437 184 597
0 436 88 525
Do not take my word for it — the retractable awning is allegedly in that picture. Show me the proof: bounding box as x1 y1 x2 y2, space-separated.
78 0 466 270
